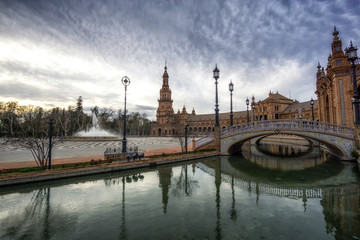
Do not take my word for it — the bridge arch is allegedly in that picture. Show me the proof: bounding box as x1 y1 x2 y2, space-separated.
253 134 314 146
195 120 355 159
226 131 344 157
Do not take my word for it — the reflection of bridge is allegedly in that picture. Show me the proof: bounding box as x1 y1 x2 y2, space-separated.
197 157 358 199
195 120 355 158
246 145 325 170
197 162 323 199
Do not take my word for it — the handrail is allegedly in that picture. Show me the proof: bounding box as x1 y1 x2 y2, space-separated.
220 120 354 139
194 119 355 149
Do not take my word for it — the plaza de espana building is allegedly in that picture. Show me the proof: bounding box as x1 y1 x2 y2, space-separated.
151 27 359 137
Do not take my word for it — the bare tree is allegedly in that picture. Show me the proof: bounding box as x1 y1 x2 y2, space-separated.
5 107 62 169
7 135 60 169
169 115 186 153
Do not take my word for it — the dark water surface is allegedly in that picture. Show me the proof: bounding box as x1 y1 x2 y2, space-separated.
0 143 359 240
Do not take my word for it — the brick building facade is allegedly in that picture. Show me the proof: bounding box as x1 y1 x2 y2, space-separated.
315 26 360 127
151 65 319 136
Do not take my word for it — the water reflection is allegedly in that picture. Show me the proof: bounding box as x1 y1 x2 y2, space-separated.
120 177 127 240
0 188 76 239
229 176 237 221
158 167 172 213
256 141 312 157
242 142 328 171
214 159 222 240
0 143 359 240
171 165 199 198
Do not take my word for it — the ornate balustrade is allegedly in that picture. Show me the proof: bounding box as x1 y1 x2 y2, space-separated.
194 119 355 150
220 120 354 139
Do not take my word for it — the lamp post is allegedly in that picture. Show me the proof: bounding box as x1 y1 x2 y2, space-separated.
48 116 54 170
185 124 189 154
122 76 131 153
246 97 249 123
345 41 360 125
213 65 220 127
229 80 234 126
252 102 257 121
310 98 314 121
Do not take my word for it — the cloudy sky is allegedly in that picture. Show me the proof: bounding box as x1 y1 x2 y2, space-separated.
1 0 360 120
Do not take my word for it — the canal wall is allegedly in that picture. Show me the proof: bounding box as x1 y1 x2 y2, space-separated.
0 152 219 187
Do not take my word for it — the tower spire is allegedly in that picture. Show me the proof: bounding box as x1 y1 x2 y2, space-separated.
162 62 169 87
333 26 339 40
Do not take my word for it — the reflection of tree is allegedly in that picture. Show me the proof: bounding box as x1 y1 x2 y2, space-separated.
171 165 199 198
158 167 172 214
1 188 76 239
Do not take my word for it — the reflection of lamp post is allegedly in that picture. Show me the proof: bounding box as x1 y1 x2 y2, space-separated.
185 124 189 154
122 76 131 153
310 98 314 121
229 80 234 126
246 97 249 123
48 116 54 170
213 65 220 127
252 102 257 121
345 41 360 125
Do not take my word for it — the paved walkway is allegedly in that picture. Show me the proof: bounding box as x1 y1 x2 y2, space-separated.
0 145 190 171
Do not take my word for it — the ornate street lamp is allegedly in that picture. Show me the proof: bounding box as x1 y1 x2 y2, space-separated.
48 116 54 170
345 41 360 125
185 124 189 154
122 76 131 153
246 97 250 123
252 102 257 121
310 98 314 121
213 65 220 127
229 80 234 126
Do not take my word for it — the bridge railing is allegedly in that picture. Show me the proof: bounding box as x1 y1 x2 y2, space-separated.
194 119 354 149
220 119 354 139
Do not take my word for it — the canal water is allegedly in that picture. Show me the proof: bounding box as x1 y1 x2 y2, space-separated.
0 142 359 240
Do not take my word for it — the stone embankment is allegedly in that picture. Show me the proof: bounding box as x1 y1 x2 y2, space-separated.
0 147 218 187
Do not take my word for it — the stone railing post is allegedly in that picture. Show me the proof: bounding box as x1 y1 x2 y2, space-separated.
192 137 196 151
299 119 303 130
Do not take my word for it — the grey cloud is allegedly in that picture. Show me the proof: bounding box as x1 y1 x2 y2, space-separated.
1 0 360 116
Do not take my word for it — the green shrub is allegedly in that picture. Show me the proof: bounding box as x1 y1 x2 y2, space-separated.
19 167 41 173
351 150 359 158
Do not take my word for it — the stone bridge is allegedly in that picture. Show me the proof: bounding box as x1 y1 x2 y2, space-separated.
194 120 355 159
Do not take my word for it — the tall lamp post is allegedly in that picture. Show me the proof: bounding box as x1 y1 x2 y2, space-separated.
185 124 189 154
310 98 314 121
252 102 257 121
229 80 234 126
246 97 250 123
122 76 131 153
213 65 220 127
48 116 54 170
345 41 360 125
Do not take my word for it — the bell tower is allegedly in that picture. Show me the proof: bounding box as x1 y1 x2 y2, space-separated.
156 63 174 125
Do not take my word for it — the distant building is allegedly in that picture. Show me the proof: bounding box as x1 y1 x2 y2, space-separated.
315 26 360 127
151 65 318 136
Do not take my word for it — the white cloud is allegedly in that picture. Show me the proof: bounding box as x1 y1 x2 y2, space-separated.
0 0 360 121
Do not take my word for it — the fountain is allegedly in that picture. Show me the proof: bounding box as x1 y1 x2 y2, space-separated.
70 113 119 140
